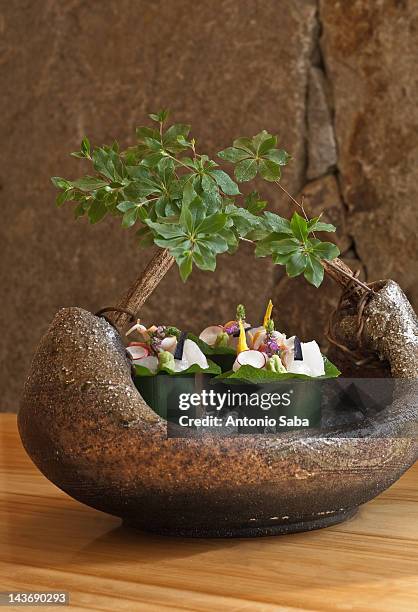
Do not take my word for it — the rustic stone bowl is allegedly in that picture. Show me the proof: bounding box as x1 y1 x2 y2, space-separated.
18 281 417 537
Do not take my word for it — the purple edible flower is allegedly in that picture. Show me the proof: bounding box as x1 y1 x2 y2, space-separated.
265 338 280 357
224 322 239 335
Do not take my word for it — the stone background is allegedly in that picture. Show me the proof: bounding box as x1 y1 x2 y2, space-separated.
1 0 417 410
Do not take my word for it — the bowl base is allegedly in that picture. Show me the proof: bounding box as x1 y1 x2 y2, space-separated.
123 507 358 538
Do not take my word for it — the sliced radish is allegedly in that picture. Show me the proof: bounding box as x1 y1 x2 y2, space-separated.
199 325 223 346
160 336 177 353
182 339 209 369
127 345 149 360
129 342 150 350
233 350 267 371
133 355 159 373
285 340 325 377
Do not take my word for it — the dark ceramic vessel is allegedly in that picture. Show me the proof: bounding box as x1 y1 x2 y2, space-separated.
18 304 417 537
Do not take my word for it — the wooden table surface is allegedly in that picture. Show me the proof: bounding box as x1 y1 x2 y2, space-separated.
0 414 417 612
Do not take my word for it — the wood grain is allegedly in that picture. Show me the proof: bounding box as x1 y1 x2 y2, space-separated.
1 414 417 611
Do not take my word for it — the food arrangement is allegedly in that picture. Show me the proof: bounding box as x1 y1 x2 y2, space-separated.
126 301 340 382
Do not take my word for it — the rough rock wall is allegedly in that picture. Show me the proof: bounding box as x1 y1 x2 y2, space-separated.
0 0 417 410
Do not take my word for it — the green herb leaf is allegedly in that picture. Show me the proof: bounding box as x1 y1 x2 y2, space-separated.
215 355 340 383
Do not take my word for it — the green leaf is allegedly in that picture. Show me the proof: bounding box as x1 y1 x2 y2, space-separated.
136 126 158 140
201 174 218 195
217 147 249 163
122 207 139 228
286 252 308 277
304 254 324 287
193 243 217 271
116 201 137 213
225 204 259 237
245 191 267 215
88 199 107 224
134 357 221 378
215 356 340 383
258 159 281 181
290 211 308 242
307 217 336 233
55 189 74 207
271 238 301 255
92 147 124 181
72 176 109 192
257 135 277 155
149 109 169 123
234 158 258 182
202 234 229 254
264 211 293 234
183 180 198 207
81 136 91 157
210 170 240 195
264 149 291 165
51 176 72 190
255 235 281 257
154 237 191 252
272 252 293 265
179 253 193 281
197 212 227 234
232 137 254 153
146 220 186 239
309 240 340 261
164 123 191 142
252 130 273 152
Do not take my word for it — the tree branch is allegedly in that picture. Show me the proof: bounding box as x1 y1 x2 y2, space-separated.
110 249 175 329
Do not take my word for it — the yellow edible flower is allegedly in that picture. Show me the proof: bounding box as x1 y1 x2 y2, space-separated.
263 299 273 328
237 320 249 354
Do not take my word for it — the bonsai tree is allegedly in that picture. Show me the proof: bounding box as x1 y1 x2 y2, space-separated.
52 110 371 328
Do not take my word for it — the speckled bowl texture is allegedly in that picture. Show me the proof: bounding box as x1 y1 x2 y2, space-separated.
18 280 417 537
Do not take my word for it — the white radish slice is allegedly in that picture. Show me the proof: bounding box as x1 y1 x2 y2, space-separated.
182 339 209 369
286 340 325 377
173 359 190 373
133 355 159 373
300 341 325 376
160 336 177 353
233 350 267 371
199 325 223 346
127 345 149 360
